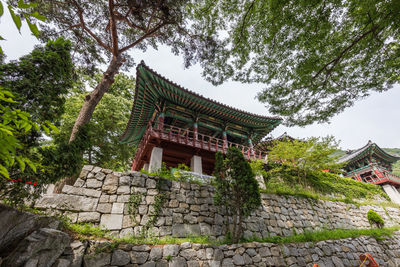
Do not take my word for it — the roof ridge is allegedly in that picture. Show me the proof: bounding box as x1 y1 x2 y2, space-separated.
137 61 283 121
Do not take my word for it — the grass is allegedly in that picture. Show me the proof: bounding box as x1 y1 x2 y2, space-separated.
61 219 400 247
244 226 400 244
261 165 391 206
61 219 213 244
114 234 212 245
64 222 109 239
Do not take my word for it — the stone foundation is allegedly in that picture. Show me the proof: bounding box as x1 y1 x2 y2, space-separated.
80 235 400 267
2 203 400 267
36 166 400 239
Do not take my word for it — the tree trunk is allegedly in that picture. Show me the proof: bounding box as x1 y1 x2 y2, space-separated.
69 55 124 142
237 209 243 242
232 209 238 243
54 56 124 193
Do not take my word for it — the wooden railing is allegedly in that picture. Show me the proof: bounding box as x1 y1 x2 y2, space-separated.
156 123 267 160
346 164 400 185
131 121 268 170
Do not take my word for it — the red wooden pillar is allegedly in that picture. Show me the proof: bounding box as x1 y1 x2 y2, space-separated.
248 138 255 159
222 131 228 152
355 171 362 181
193 122 198 145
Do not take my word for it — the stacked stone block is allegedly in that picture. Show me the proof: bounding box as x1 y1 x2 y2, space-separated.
35 165 400 240
81 236 400 267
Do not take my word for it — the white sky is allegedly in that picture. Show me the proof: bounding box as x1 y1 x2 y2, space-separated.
1 13 399 150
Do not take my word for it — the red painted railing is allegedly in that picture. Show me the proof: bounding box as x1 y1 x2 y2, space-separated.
345 164 400 185
131 122 267 170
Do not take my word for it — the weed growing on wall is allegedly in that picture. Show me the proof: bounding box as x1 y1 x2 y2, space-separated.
140 178 167 237
128 193 144 225
367 210 385 228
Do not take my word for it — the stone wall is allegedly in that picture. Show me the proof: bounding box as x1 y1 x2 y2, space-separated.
2 203 400 267
36 166 400 240
80 235 400 267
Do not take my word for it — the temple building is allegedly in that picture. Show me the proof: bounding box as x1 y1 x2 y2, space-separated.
120 62 282 175
338 141 400 203
255 132 296 152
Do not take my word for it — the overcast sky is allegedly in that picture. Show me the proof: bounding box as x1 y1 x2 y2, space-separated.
1 13 399 150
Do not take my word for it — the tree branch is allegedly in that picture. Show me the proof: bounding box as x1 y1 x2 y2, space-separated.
113 10 147 31
146 6 157 31
119 22 167 53
108 0 119 55
235 1 255 47
71 0 112 53
313 25 379 81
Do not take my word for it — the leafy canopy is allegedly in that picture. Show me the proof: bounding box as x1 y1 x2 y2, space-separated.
0 38 85 207
34 0 219 71
0 88 37 179
199 0 400 126
0 37 73 125
0 0 46 54
55 72 136 171
267 136 343 183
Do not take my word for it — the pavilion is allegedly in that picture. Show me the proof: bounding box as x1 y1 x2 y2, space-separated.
338 141 400 203
120 62 282 175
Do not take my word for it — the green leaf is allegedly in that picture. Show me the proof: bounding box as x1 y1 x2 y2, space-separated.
16 157 25 172
0 165 9 179
42 124 50 135
24 158 36 173
17 0 31 9
2 90 15 97
0 126 14 136
30 11 46 22
0 2 4 17
33 123 39 131
0 46 3 55
25 17 39 38
47 122 59 134
8 5 22 32
24 123 32 132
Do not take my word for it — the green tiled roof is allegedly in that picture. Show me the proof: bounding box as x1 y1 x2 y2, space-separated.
120 62 282 144
338 141 400 164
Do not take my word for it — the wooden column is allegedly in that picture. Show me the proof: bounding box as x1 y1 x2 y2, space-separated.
248 138 255 158
222 131 228 152
193 122 198 144
157 112 165 131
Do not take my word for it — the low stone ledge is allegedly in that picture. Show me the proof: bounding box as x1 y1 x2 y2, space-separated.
62 185 101 198
78 236 400 267
35 194 98 212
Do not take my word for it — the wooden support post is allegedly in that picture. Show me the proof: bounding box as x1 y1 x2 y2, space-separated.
248 138 254 158
222 131 228 152
157 112 165 131
193 122 198 144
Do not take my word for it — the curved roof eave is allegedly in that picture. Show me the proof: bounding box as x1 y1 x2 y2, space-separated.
120 61 282 144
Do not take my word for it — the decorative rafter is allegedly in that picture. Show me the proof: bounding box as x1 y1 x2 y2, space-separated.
120 62 282 145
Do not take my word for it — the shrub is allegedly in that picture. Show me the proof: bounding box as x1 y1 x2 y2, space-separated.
213 148 261 243
367 210 384 228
